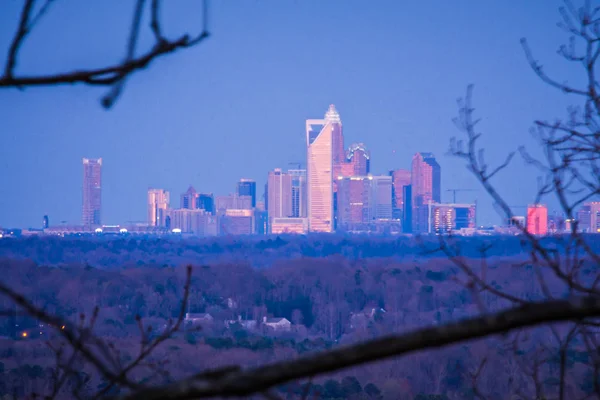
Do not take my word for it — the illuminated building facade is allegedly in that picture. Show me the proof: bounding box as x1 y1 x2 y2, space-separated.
147 188 170 227
390 169 411 219
346 143 370 176
82 158 102 230
164 208 217 236
180 186 197 209
526 204 548 235
306 106 336 232
267 169 293 228
219 209 255 235
371 175 393 220
429 203 476 233
289 169 307 218
336 176 373 230
411 152 441 233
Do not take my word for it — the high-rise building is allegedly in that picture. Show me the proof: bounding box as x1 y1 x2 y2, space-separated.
237 179 257 208
289 169 307 218
267 169 293 230
147 188 170 227
306 106 336 233
429 203 476 233
82 158 102 230
579 201 600 233
327 105 345 181
196 193 215 213
219 209 255 235
371 175 393 220
181 186 198 209
346 143 370 176
215 194 252 214
402 185 412 233
411 152 441 233
527 204 548 235
390 169 411 219
42 215 49 229
164 208 217 236
336 176 373 230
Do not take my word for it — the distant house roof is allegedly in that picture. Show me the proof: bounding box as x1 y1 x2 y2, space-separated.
265 317 289 324
185 313 213 320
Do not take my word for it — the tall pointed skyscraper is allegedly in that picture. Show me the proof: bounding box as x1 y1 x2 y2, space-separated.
82 158 102 230
306 105 340 232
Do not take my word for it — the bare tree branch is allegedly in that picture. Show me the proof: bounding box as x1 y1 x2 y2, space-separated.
0 0 211 108
122 296 600 399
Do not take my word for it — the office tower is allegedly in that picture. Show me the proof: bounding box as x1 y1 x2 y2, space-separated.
196 193 215 213
411 152 441 233
429 203 476 233
390 169 411 219
82 158 102 230
346 143 370 175
181 186 198 209
578 205 591 232
42 215 49 229
402 185 412 233
164 208 217 236
371 175 393 220
526 204 549 235
327 105 345 180
267 169 293 226
579 201 600 233
336 176 373 230
306 107 335 232
219 209 255 235
147 188 170 227
237 179 257 208
215 194 252 214
289 169 307 218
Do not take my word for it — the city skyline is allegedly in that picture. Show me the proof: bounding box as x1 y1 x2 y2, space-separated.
0 2 576 228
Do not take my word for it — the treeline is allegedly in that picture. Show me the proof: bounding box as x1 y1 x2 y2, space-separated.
2 234 597 268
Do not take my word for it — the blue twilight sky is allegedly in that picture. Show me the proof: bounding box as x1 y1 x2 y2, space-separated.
0 0 581 228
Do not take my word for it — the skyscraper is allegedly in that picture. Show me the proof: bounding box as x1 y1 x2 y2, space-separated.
307 106 336 232
346 143 371 175
583 201 600 233
267 169 293 229
289 169 307 218
336 176 373 230
411 152 441 233
180 186 198 209
237 179 257 208
196 193 215 213
527 204 548 235
82 158 102 230
327 105 345 180
148 188 170 227
390 169 411 219
371 175 393 220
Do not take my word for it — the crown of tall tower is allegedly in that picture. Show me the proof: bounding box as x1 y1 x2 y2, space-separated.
324 104 341 124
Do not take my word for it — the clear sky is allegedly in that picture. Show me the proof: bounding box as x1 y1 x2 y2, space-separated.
0 0 579 228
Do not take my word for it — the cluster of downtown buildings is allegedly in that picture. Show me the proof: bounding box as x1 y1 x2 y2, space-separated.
4 105 600 238
143 104 477 236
